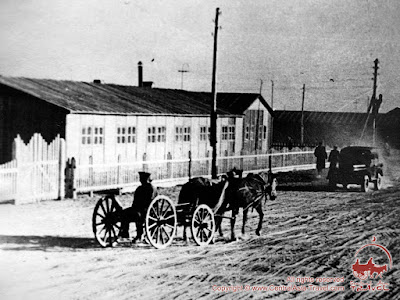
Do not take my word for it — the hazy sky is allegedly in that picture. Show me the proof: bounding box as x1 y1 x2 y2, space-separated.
1 0 399 112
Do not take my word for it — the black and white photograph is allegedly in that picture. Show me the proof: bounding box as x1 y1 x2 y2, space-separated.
0 1 399 299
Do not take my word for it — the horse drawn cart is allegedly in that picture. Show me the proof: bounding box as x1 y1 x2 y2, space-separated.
92 193 216 249
92 169 277 249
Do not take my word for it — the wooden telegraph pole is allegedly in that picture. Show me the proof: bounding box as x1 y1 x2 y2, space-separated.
269 80 274 173
255 79 263 153
210 7 220 179
360 58 381 145
301 84 305 145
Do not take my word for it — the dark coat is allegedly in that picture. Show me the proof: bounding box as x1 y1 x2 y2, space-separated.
314 145 327 170
131 183 158 214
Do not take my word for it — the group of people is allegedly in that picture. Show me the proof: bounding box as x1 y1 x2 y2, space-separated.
314 142 340 178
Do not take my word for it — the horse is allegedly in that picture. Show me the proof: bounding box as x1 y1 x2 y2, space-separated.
177 176 227 241
215 170 277 240
178 169 277 241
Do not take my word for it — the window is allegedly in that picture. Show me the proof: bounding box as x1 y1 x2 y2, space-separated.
175 126 191 142
250 125 255 140
200 126 210 141
117 126 136 144
81 126 104 145
157 126 166 142
222 125 235 141
245 126 249 140
229 126 235 140
148 126 166 143
263 125 267 139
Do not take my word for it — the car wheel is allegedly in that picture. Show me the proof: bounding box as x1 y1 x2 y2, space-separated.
361 175 370 192
374 173 383 191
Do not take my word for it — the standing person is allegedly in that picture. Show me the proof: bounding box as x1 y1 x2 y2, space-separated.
118 172 158 243
328 146 340 169
314 142 327 178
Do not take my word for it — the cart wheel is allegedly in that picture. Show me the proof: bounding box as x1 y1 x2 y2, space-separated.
191 204 215 246
145 195 177 249
374 173 383 190
92 195 122 247
361 175 370 192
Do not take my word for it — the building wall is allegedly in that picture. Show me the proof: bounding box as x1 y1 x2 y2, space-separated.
65 114 245 165
0 85 66 163
241 99 271 154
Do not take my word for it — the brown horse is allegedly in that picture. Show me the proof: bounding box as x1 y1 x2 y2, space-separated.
215 170 277 240
178 169 277 241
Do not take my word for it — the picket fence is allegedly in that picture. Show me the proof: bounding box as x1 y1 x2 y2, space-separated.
0 134 65 204
0 133 317 203
70 149 316 197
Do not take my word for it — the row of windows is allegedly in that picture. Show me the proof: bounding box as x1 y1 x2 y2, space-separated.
81 125 266 145
82 127 104 145
245 125 268 140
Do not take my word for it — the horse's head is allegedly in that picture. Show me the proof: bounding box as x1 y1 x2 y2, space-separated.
227 167 243 179
256 171 278 200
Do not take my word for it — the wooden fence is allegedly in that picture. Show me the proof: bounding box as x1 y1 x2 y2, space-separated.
67 148 316 198
0 134 65 204
0 134 317 203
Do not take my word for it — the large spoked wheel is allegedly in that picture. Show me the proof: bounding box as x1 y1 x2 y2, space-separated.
374 173 383 191
191 204 215 246
92 195 123 247
361 175 370 192
145 195 177 249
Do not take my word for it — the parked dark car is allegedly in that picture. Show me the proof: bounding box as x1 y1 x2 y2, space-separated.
327 146 383 192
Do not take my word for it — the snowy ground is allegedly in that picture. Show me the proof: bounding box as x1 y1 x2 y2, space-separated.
0 155 399 300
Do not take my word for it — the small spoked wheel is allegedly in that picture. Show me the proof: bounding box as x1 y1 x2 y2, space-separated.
145 195 177 249
191 204 215 246
374 173 383 190
361 175 370 192
92 195 123 247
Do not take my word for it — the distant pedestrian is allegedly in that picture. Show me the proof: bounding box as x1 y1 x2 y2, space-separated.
328 146 340 169
314 142 327 178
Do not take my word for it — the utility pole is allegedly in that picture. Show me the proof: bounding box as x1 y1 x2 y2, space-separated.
269 80 274 173
360 58 380 144
210 7 220 179
178 63 189 90
255 79 263 153
301 84 305 145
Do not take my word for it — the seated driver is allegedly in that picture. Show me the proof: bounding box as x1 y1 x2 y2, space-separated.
118 172 158 243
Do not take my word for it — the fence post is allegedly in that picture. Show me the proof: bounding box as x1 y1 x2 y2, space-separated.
142 153 148 172
58 138 66 200
14 136 21 204
88 156 94 197
65 157 76 199
167 152 172 178
206 150 210 177
188 151 192 179
117 154 121 186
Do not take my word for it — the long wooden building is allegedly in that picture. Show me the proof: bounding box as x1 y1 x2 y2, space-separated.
0 75 273 165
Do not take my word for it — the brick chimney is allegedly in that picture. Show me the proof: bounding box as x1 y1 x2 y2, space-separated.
138 61 143 87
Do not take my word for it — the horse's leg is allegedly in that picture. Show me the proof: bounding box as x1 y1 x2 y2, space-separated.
242 208 249 235
255 204 264 236
230 211 237 241
183 224 189 242
215 215 224 237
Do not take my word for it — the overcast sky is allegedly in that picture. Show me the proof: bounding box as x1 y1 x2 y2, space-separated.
1 0 399 112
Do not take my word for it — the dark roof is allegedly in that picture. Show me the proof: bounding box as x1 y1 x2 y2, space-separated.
378 107 400 126
0 75 271 116
273 110 385 124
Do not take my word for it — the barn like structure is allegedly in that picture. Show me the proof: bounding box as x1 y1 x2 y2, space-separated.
0 75 273 166
272 110 389 148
